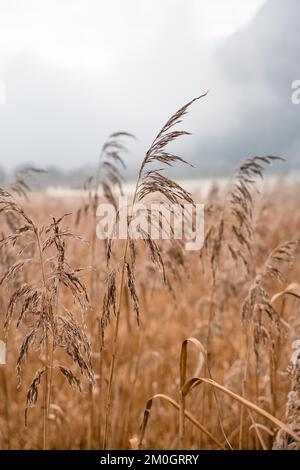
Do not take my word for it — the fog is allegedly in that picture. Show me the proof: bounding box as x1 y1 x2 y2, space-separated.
0 0 299 179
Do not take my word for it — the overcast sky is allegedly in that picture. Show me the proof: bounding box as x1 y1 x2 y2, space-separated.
0 1 265 64
0 0 299 177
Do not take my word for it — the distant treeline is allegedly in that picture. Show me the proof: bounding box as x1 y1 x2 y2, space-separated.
0 164 97 188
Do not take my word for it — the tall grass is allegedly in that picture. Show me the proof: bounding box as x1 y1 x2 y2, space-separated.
0 97 300 450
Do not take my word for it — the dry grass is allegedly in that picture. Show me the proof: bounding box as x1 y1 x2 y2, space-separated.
0 97 300 450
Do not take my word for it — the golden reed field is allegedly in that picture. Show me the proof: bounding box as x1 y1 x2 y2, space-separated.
0 97 300 450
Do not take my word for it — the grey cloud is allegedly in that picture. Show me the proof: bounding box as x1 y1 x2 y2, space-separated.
0 0 299 180
190 0 300 175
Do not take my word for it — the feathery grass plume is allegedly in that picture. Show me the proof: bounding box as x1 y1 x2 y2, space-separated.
101 269 117 346
76 132 134 225
240 239 298 447
200 158 284 364
136 95 205 201
198 156 285 447
125 262 139 325
273 340 300 449
95 132 135 205
102 94 207 449
75 132 133 449
200 157 284 356
164 242 187 283
0 189 93 448
102 94 207 336
229 156 285 271
203 156 284 284
242 240 298 358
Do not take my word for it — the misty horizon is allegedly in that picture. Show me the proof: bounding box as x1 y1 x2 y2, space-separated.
0 0 300 180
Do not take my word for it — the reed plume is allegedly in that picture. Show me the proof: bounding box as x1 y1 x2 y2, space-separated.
102 94 208 449
0 190 93 449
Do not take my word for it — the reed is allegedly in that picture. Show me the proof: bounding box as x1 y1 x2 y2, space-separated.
0 97 299 450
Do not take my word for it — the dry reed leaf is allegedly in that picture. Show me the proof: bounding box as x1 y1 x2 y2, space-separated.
179 337 206 448
180 337 206 386
183 377 300 443
271 282 300 306
249 422 274 437
138 393 225 450
247 412 268 450
241 239 298 358
25 368 45 426
180 337 232 449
